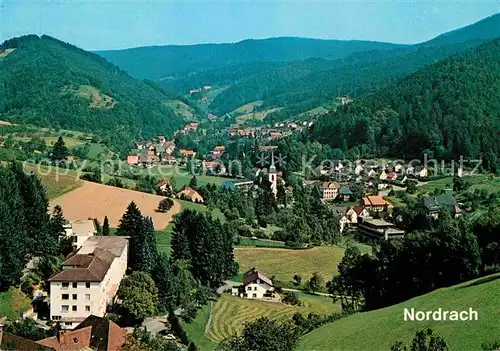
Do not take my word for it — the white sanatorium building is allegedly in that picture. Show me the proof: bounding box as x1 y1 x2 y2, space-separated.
48 236 128 329
63 219 98 250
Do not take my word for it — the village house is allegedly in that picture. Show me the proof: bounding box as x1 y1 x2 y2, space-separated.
202 160 226 175
48 237 128 329
386 171 398 182
317 181 340 200
338 206 370 232
231 268 275 299
354 164 364 176
418 167 429 178
156 179 172 195
180 149 196 158
338 185 353 201
37 315 127 351
177 187 204 203
126 155 139 166
63 220 97 250
379 169 388 181
421 193 462 219
363 195 393 211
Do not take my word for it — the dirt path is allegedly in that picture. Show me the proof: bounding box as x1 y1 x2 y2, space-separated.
50 181 182 230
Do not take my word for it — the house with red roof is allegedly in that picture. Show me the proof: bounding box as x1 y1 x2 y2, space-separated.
231 268 275 299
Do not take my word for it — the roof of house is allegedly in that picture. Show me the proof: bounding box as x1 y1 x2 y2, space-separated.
37 316 126 351
243 268 273 286
49 237 127 282
69 220 97 237
363 196 392 207
0 331 55 351
321 181 340 189
177 187 203 201
349 206 366 215
338 186 353 195
421 194 457 212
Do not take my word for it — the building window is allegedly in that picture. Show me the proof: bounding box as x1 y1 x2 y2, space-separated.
85 294 90 301
85 282 91 288
85 305 90 312
72 282 77 288
254 287 257 291
252 293 257 298
62 294 69 300
247 287 251 291
52 316 61 321
72 305 77 312
72 294 77 300
61 305 69 313
62 283 69 289
64 322 72 327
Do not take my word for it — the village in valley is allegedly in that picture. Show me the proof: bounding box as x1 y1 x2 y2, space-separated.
1 6 500 351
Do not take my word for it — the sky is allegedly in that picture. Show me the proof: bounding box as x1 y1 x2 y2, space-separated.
1 0 499 50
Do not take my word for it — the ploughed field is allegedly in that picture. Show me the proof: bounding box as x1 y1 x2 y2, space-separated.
50 181 180 229
206 294 340 342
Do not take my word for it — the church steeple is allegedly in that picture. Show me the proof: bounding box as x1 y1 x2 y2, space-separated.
269 151 277 197
269 151 276 174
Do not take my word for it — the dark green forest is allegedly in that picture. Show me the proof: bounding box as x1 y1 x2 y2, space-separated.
309 38 500 162
0 35 186 153
97 37 403 79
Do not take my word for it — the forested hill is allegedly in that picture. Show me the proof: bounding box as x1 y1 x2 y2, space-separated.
0 35 186 152
207 13 500 115
309 38 500 163
96 37 404 79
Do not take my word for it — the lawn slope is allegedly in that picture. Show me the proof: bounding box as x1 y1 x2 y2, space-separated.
298 274 500 351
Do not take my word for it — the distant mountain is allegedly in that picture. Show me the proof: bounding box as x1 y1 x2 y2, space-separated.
0 35 189 153
96 37 404 79
423 13 500 47
309 38 500 161
208 13 500 115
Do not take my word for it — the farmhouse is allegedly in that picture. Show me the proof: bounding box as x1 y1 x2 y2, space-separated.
231 268 275 299
48 237 128 329
421 194 462 219
177 187 204 203
156 179 172 195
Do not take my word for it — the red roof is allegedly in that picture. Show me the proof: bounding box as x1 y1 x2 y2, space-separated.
363 196 392 207
243 268 273 286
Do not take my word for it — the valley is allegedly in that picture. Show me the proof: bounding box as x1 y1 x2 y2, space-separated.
0 7 499 351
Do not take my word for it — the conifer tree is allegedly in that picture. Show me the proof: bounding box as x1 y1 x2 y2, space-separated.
117 202 144 271
189 175 198 189
0 167 29 291
102 216 110 236
51 136 68 162
152 253 174 313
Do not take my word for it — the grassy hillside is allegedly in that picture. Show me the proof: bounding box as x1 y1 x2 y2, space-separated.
0 35 188 153
298 274 500 351
234 246 344 286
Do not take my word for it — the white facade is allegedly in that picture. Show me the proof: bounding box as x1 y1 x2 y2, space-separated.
243 280 271 299
49 237 128 329
64 220 97 250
